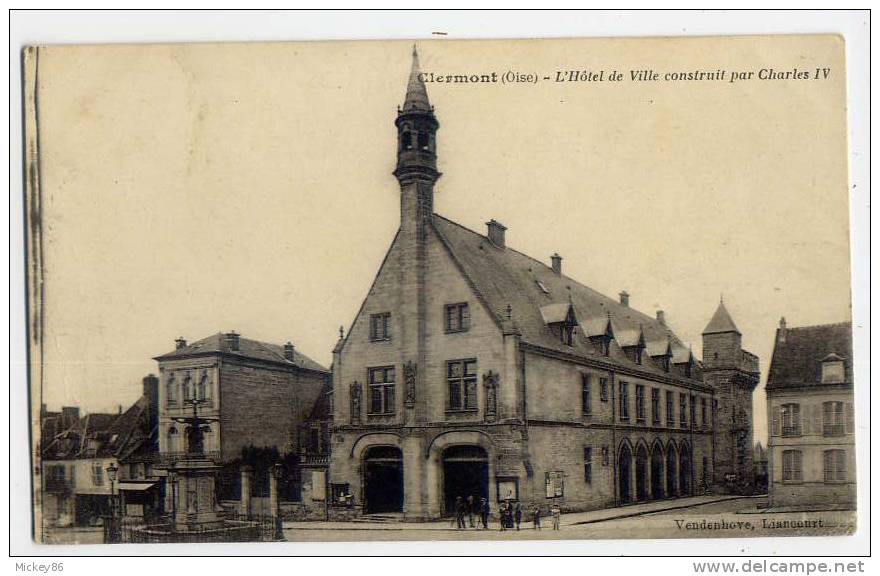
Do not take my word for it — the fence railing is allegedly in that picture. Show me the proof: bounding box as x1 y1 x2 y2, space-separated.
151 451 222 466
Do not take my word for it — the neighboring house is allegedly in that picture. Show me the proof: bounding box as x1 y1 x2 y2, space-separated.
153 332 330 508
328 49 760 520
766 319 855 509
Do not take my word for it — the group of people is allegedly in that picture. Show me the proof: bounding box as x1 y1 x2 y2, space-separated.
452 496 562 531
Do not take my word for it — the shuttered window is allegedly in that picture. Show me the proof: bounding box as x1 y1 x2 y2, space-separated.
782 450 802 482
823 449 846 482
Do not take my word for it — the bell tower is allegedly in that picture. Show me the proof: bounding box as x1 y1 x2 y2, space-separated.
394 46 440 233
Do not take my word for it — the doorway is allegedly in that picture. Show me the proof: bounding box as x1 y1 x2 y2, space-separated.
442 445 488 516
666 445 678 498
363 446 403 514
651 444 665 499
635 445 649 501
618 443 632 504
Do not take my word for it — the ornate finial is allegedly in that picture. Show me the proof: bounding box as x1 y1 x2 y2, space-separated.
720 293 724 304
506 304 512 320
339 325 344 340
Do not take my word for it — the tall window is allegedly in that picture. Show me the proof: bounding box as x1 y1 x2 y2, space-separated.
183 374 195 402
445 303 470 333
679 393 688 427
701 397 707 427
368 366 396 415
197 370 211 403
619 382 630 421
823 401 845 437
167 374 177 406
447 359 478 411
581 374 592 416
599 378 609 402
782 450 803 482
635 385 646 422
583 447 593 484
369 313 391 341
651 388 660 425
91 461 104 486
666 390 674 426
781 403 801 437
823 449 846 482
690 394 697 427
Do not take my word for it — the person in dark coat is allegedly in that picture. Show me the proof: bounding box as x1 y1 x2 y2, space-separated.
455 496 466 529
498 500 508 531
533 505 542 530
479 497 490 529
514 501 523 530
466 495 475 528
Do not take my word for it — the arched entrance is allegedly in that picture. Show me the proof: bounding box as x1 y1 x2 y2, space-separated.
442 445 488 516
651 443 665 499
618 443 632 504
635 445 649 501
666 444 678 498
679 444 692 496
363 446 403 514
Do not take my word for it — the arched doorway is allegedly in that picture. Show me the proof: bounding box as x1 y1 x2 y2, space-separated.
442 445 489 516
618 443 632 504
651 443 665 499
635 445 649 501
666 444 678 498
363 446 403 514
679 444 692 496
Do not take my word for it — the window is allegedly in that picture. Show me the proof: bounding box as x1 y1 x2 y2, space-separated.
368 366 396 415
701 397 707 427
445 303 470 333
619 382 630 421
782 450 803 482
635 385 645 422
660 355 670 372
401 131 413 151
666 391 675 426
560 322 575 346
369 313 391 341
679 393 688 427
331 483 351 505
166 374 177 406
823 401 845 437
581 374 592 416
601 446 609 466
781 403 801 437
91 462 105 486
197 370 211 403
183 374 194 402
447 359 478 411
583 447 593 484
821 360 845 383
823 449 846 482
634 346 643 365
599 378 609 402
418 131 430 150
651 388 660 425
690 394 697 427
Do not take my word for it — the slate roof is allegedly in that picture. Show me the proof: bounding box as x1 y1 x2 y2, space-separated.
403 46 431 112
155 333 329 374
432 214 698 380
766 322 853 390
703 301 740 335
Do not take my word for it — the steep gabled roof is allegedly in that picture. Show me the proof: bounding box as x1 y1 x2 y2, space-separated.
766 322 853 390
155 333 329 373
432 214 695 379
702 300 740 335
403 46 431 112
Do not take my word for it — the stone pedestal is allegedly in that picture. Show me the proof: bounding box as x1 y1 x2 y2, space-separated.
168 458 223 531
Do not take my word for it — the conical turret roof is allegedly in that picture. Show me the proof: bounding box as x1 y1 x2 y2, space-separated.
702 299 741 335
403 45 431 112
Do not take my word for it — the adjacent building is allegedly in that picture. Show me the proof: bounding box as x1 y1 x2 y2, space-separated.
153 332 330 508
327 49 760 520
766 319 855 509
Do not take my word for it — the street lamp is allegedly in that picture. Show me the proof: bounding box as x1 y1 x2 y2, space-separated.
106 463 119 543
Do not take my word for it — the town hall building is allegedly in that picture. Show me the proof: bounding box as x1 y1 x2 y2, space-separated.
327 49 760 520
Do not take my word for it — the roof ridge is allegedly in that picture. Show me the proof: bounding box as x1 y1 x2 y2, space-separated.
784 321 852 331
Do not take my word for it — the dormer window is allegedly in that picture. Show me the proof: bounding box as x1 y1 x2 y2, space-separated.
540 303 577 347
821 354 845 383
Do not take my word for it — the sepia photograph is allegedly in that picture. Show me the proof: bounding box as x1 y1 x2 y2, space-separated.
13 11 868 559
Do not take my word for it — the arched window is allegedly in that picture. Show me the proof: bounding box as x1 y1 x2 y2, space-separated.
418 131 429 150
401 131 413 151
167 426 179 452
198 370 210 402
166 373 177 406
183 374 194 402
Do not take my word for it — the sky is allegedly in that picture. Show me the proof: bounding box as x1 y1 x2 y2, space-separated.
33 36 850 444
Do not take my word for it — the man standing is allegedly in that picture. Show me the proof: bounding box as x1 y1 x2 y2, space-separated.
455 496 466 530
467 495 475 528
551 502 561 530
480 497 490 529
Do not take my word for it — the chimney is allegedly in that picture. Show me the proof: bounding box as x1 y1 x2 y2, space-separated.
118 404 123 415
284 341 295 361
175 337 187 350
486 219 507 248
225 331 240 351
551 253 562 276
779 316 787 343
619 291 630 307
142 374 159 427
656 310 666 326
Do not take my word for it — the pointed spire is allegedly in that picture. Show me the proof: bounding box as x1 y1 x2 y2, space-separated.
403 45 431 112
702 298 741 335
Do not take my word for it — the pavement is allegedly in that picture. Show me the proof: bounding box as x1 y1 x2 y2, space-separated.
283 494 761 532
